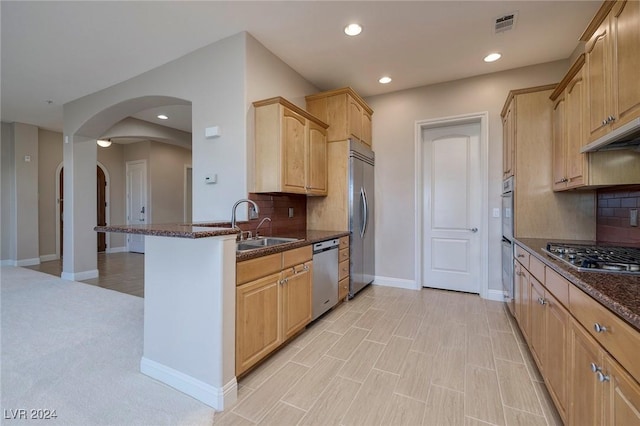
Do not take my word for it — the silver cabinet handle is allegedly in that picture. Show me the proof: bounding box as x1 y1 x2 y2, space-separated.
602 118 608 126
597 371 610 382
591 363 601 373
517 254 525 258
594 323 608 333
360 188 368 238
538 297 546 305
469 227 478 233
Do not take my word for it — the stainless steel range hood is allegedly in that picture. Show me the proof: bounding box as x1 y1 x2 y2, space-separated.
581 118 640 153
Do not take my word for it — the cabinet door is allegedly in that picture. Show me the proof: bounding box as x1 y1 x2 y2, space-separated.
586 16 612 142
306 121 328 195
611 0 640 129
348 96 363 140
236 272 282 375
514 260 530 340
502 100 515 179
569 319 604 426
604 355 640 426
282 108 307 194
529 277 546 368
552 95 567 190
281 262 312 340
545 291 569 422
565 69 587 188
361 111 372 147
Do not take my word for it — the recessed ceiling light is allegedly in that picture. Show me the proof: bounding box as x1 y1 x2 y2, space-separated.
378 76 392 84
484 53 502 63
96 139 112 148
157 114 169 120
344 23 362 36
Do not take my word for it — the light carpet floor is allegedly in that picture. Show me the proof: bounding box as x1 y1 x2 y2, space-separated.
1 266 216 425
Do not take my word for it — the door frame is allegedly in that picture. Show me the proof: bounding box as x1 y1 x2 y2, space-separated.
414 112 490 299
125 159 148 253
184 164 192 223
56 161 110 259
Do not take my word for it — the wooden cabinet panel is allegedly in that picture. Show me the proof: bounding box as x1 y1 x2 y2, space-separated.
529 277 546 367
545 267 569 308
610 0 640 129
281 261 312 339
569 284 640 381
254 97 328 196
339 259 349 281
339 248 349 263
514 260 530 340
339 236 349 250
502 98 515 179
565 69 587 188
604 355 640 426
552 95 567 190
514 244 530 269
348 96 363 141
236 272 282 375
586 17 611 141
361 111 372 147
529 255 545 282
569 318 605 426
282 245 312 269
237 253 281 285
545 290 570 422
339 277 349 301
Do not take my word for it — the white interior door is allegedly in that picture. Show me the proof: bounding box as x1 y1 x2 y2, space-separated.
422 122 481 293
126 160 147 253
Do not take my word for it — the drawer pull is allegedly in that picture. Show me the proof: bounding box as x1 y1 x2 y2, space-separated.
517 254 525 258
594 323 608 333
597 371 610 383
590 363 601 373
538 297 546 305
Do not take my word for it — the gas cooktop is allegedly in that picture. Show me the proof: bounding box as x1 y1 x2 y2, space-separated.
544 242 640 275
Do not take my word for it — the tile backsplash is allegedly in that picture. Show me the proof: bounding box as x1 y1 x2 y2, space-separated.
235 193 307 237
596 185 640 245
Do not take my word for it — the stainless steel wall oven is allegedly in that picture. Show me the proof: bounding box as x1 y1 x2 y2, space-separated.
501 176 515 314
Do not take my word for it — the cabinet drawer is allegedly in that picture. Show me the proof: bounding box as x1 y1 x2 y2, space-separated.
282 245 312 269
339 259 349 281
339 248 349 263
237 253 281 285
529 256 545 282
569 285 640 381
339 277 349 300
545 267 569 308
514 245 530 269
339 236 349 250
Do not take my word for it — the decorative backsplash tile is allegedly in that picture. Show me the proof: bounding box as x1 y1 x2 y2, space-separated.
596 185 640 246
235 193 307 237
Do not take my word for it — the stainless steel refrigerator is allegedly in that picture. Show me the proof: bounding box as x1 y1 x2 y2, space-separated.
349 139 375 297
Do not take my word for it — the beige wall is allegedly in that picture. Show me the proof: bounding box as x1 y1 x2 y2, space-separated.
14 123 40 264
365 60 570 291
1 123 16 262
149 141 192 224
38 129 63 257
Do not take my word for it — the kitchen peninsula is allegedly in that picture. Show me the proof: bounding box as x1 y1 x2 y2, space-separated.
95 222 239 411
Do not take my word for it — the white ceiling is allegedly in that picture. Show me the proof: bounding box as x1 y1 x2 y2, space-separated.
1 1 601 134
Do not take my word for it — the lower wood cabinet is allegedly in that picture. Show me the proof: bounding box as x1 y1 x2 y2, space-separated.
236 246 313 376
514 243 640 426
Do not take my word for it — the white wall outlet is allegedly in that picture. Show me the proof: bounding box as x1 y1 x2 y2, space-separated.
631 209 638 227
205 126 221 139
492 208 500 218
288 207 294 218
204 174 217 184
24 155 31 162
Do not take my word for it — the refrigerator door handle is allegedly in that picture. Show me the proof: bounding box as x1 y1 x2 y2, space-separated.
361 187 368 238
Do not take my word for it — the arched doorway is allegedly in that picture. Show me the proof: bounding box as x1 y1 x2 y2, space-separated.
59 164 108 255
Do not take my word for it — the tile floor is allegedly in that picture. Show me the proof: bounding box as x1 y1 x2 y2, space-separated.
217 285 563 426
27 253 563 425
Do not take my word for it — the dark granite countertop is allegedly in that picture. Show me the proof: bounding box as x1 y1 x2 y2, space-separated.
235 230 350 262
94 222 238 239
515 237 640 332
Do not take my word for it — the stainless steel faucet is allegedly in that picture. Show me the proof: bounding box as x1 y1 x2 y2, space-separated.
231 199 260 240
255 217 272 237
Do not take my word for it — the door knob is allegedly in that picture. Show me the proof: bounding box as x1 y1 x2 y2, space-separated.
469 228 478 233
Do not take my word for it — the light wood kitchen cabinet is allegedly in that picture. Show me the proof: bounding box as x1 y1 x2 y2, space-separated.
569 318 605 426
603 355 640 425
551 56 587 191
545 289 570 421
253 97 329 196
236 245 313 375
584 0 640 142
501 86 596 240
514 259 530 340
306 87 374 147
502 97 515 179
281 261 312 340
338 236 350 300
529 277 546 367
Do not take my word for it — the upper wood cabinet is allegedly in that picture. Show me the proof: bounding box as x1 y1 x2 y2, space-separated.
584 0 640 142
502 97 516 179
550 56 588 191
306 87 374 147
253 97 329 196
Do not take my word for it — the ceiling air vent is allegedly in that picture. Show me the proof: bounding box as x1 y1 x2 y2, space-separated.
494 12 518 33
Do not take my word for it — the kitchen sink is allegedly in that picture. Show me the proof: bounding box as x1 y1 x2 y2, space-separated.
236 237 300 252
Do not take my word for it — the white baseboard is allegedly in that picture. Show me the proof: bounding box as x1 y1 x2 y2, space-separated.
1 259 16 266
16 257 40 267
140 357 237 411
106 246 127 254
485 288 507 302
40 254 59 262
373 276 420 291
61 269 99 281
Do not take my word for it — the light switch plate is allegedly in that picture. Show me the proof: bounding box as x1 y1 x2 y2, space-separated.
631 209 638 227
288 207 294 218
492 208 500 218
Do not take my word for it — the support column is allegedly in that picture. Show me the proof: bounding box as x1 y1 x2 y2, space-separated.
61 135 98 280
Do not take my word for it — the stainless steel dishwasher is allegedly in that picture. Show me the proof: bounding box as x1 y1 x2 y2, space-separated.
312 238 339 320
